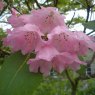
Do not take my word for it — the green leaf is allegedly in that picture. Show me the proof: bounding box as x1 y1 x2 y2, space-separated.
0 52 43 95
83 21 95 30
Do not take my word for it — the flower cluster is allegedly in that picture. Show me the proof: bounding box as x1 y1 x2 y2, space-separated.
3 7 95 76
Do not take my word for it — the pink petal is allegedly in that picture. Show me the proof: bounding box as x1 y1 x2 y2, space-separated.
28 58 52 76
52 52 86 73
29 7 67 34
49 26 79 53
3 24 41 54
8 14 31 28
74 31 95 53
36 44 59 61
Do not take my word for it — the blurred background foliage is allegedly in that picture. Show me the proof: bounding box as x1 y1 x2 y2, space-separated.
0 0 95 95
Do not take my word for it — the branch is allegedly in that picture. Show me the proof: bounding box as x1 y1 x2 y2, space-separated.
68 11 76 27
77 73 95 80
35 0 41 9
54 0 58 7
90 4 95 8
83 0 91 33
25 0 31 11
12 7 22 14
65 70 75 87
0 21 8 23
87 30 95 35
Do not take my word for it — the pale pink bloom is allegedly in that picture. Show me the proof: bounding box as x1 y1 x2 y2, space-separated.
8 14 32 28
3 24 41 54
73 31 95 54
28 7 66 34
4 6 95 76
36 44 59 61
0 1 4 10
28 58 52 76
52 52 86 73
49 26 79 53
8 7 67 31
8 15 25 28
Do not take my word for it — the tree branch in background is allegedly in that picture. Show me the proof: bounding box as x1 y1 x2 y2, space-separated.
65 70 75 87
68 11 76 27
83 0 91 33
54 0 58 7
35 0 41 9
0 21 8 23
12 7 22 14
87 30 95 35
25 0 31 11
65 69 79 95
76 71 95 81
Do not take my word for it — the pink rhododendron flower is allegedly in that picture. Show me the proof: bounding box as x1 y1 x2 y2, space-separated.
48 26 79 53
28 59 52 76
3 24 41 54
8 8 31 28
29 7 66 34
73 31 95 54
36 45 59 61
52 52 86 73
4 7 95 76
8 7 67 33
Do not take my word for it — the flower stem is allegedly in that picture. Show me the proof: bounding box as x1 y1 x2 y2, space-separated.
65 70 79 95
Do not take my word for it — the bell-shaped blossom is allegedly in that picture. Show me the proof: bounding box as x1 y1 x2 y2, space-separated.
52 52 86 73
8 8 31 28
73 31 95 54
4 6 95 76
8 13 32 28
27 7 66 34
36 44 59 61
28 58 52 76
3 24 41 54
48 26 79 53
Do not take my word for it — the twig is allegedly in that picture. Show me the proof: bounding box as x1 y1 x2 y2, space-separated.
83 0 91 33
0 21 8 23
87 30 95 35
65 70 74 87
35 0 41 9
68 11 76 27
25 0 31 11
12 7 22 14
77 73 95 80
54 0 58 7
